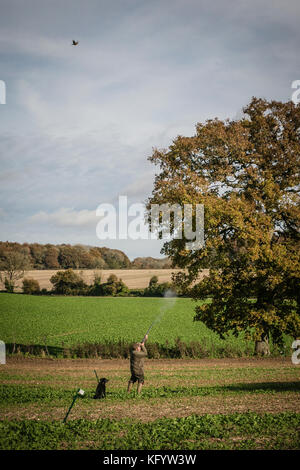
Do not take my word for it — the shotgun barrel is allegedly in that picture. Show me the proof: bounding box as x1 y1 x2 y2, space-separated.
141 322 155 343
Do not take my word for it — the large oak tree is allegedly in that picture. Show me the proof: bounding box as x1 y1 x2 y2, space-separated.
147 97 300 353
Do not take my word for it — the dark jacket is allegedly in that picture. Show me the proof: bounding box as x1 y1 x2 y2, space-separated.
130 344 147 376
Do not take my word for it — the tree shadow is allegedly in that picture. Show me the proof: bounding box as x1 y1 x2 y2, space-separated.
166 381 300 395
223 381 300 393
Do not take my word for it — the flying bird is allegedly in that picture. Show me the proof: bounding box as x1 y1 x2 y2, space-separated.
72 40 79 46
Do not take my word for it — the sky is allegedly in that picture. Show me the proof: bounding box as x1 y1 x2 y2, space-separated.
0 0 299 259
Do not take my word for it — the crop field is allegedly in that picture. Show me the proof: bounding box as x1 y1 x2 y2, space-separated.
0 293 299 450
11 268 195 291
0 357 300 450
0 293 293 357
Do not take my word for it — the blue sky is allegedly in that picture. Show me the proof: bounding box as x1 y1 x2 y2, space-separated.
0 0 299 259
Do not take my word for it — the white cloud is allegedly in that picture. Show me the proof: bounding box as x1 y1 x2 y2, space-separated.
29 208 98 228
1 0 300 257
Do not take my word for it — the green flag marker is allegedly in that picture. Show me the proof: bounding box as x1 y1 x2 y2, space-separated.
63 388 85 423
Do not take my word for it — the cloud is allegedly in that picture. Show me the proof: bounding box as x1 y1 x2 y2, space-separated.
29 208 98 228
119 171 156 203
1 0 300 257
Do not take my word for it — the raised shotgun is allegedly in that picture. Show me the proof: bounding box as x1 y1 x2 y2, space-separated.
141 321 156 343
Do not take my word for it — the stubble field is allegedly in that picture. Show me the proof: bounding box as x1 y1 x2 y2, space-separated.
12 269 194 291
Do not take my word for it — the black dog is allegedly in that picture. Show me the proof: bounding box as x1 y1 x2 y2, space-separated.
93 378 109 399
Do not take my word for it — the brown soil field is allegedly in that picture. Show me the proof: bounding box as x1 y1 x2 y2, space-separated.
12 269 209 291
1 357 299 422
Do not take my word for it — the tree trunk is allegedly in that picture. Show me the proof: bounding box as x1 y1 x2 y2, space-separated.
254 333 270 356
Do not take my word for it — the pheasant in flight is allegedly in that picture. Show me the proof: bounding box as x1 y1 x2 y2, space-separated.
72 40 79 46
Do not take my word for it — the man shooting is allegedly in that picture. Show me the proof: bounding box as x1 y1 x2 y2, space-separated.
127 335 148 394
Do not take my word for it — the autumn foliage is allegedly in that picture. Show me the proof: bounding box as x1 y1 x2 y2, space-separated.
147 97 300 350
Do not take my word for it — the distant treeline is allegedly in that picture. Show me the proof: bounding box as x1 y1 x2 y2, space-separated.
0 242 172 270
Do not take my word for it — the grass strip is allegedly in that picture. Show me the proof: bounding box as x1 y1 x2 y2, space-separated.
0 412 299 450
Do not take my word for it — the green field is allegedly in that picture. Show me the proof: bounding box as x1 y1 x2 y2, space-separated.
0 357 299 449
0 293 293 357
1 413 300 450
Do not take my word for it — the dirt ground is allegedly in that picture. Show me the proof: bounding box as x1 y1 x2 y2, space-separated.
3 355 293 371
1 357 299 422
